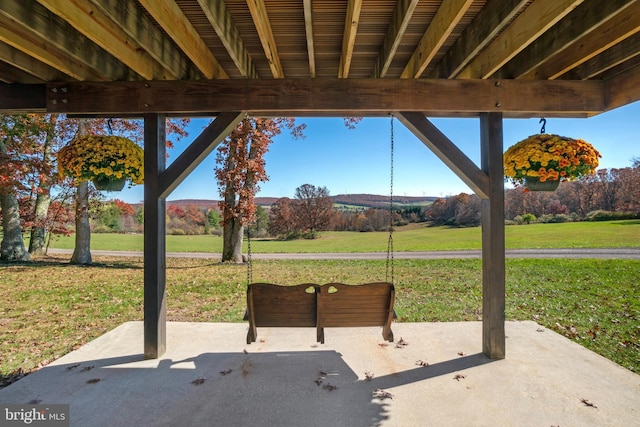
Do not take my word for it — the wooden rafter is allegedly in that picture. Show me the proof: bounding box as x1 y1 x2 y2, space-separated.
495 0 637 79
565 33 640 80
401 0 474 79
197 0 257 79
137 0 228 79
0 0 133 81
374 0 419 78
457 0 585 79
338 0 362 78
519 1 640 80
246 0 284 78
0 61 43 84
0 40 66 82
303 0 316 78
429 0 528 79
605 64 640 111
89 0 200 80
37 0 168 80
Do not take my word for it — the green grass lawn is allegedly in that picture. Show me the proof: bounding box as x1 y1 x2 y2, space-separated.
45 219 640 253
1 256 638 387
2 220 639 387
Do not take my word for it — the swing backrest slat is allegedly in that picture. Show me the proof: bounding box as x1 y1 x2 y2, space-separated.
317 282 395 343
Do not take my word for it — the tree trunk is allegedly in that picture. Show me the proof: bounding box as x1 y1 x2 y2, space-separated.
70 120 91 265
70 181 92 265
0 135 30 262
29 114 56 256
222 217 244 263
0 191 30 262
28 191 51 256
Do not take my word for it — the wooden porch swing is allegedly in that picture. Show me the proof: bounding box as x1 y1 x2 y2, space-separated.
245 116 399 344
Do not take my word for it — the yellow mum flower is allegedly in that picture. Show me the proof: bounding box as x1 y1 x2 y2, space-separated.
57 135 144 187
504 133 601 187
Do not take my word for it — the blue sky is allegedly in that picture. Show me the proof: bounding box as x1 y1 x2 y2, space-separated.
114 101 639 204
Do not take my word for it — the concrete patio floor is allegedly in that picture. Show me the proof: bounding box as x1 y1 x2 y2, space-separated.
1 321 638 426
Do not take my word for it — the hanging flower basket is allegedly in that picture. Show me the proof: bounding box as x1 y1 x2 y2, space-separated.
93 177 127 191
524 176 559 192
58 135 144 191
504 133 601 191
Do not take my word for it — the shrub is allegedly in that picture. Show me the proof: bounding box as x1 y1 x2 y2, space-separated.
586 210 640 221
538 214 573 223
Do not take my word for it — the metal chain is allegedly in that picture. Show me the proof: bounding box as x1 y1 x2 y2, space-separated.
246 224 253 285
386 114 395 284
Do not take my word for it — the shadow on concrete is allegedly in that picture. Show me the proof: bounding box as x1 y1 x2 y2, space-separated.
2 349 493 427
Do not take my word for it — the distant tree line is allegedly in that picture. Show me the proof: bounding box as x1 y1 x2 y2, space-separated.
427 162 640 226
13 162 638 246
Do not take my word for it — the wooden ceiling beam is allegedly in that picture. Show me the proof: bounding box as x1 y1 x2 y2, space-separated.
457 0 584 79
90 0 200 80
0 0 134 81
197 0 257 79
303 0 316 78
0 61 43 84
401 0 474 79
0 40 67 82
374 0 419 78
429 0 528 79
0 83 47 111
519 1 640 80
137 0 228 79
246 0 284 78
563 32 640 80
10 78 604 116
338 0 362 78
494 0 636 79
597 51 640 80
37 0 169 80
605 64 640 111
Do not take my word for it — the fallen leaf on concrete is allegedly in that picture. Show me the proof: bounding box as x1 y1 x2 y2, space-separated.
581 398 598 408
191 378 205 385
453 374 466 381
395 338 409 349
373 389 394 400
86 378 101 384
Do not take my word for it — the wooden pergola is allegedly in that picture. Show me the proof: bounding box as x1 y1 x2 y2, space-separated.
1 1 638 360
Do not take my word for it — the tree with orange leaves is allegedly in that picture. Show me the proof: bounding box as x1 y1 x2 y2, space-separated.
215 117 304 262
0 114 188 263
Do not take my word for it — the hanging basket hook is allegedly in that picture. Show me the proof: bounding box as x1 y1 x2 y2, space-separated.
539 117 546 134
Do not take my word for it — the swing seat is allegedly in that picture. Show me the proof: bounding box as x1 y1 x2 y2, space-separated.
317 282 395 344
245 282 396 344
245 283 319 344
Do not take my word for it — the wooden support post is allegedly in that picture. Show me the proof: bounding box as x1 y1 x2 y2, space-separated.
480 112 505 359
144 113 167 359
